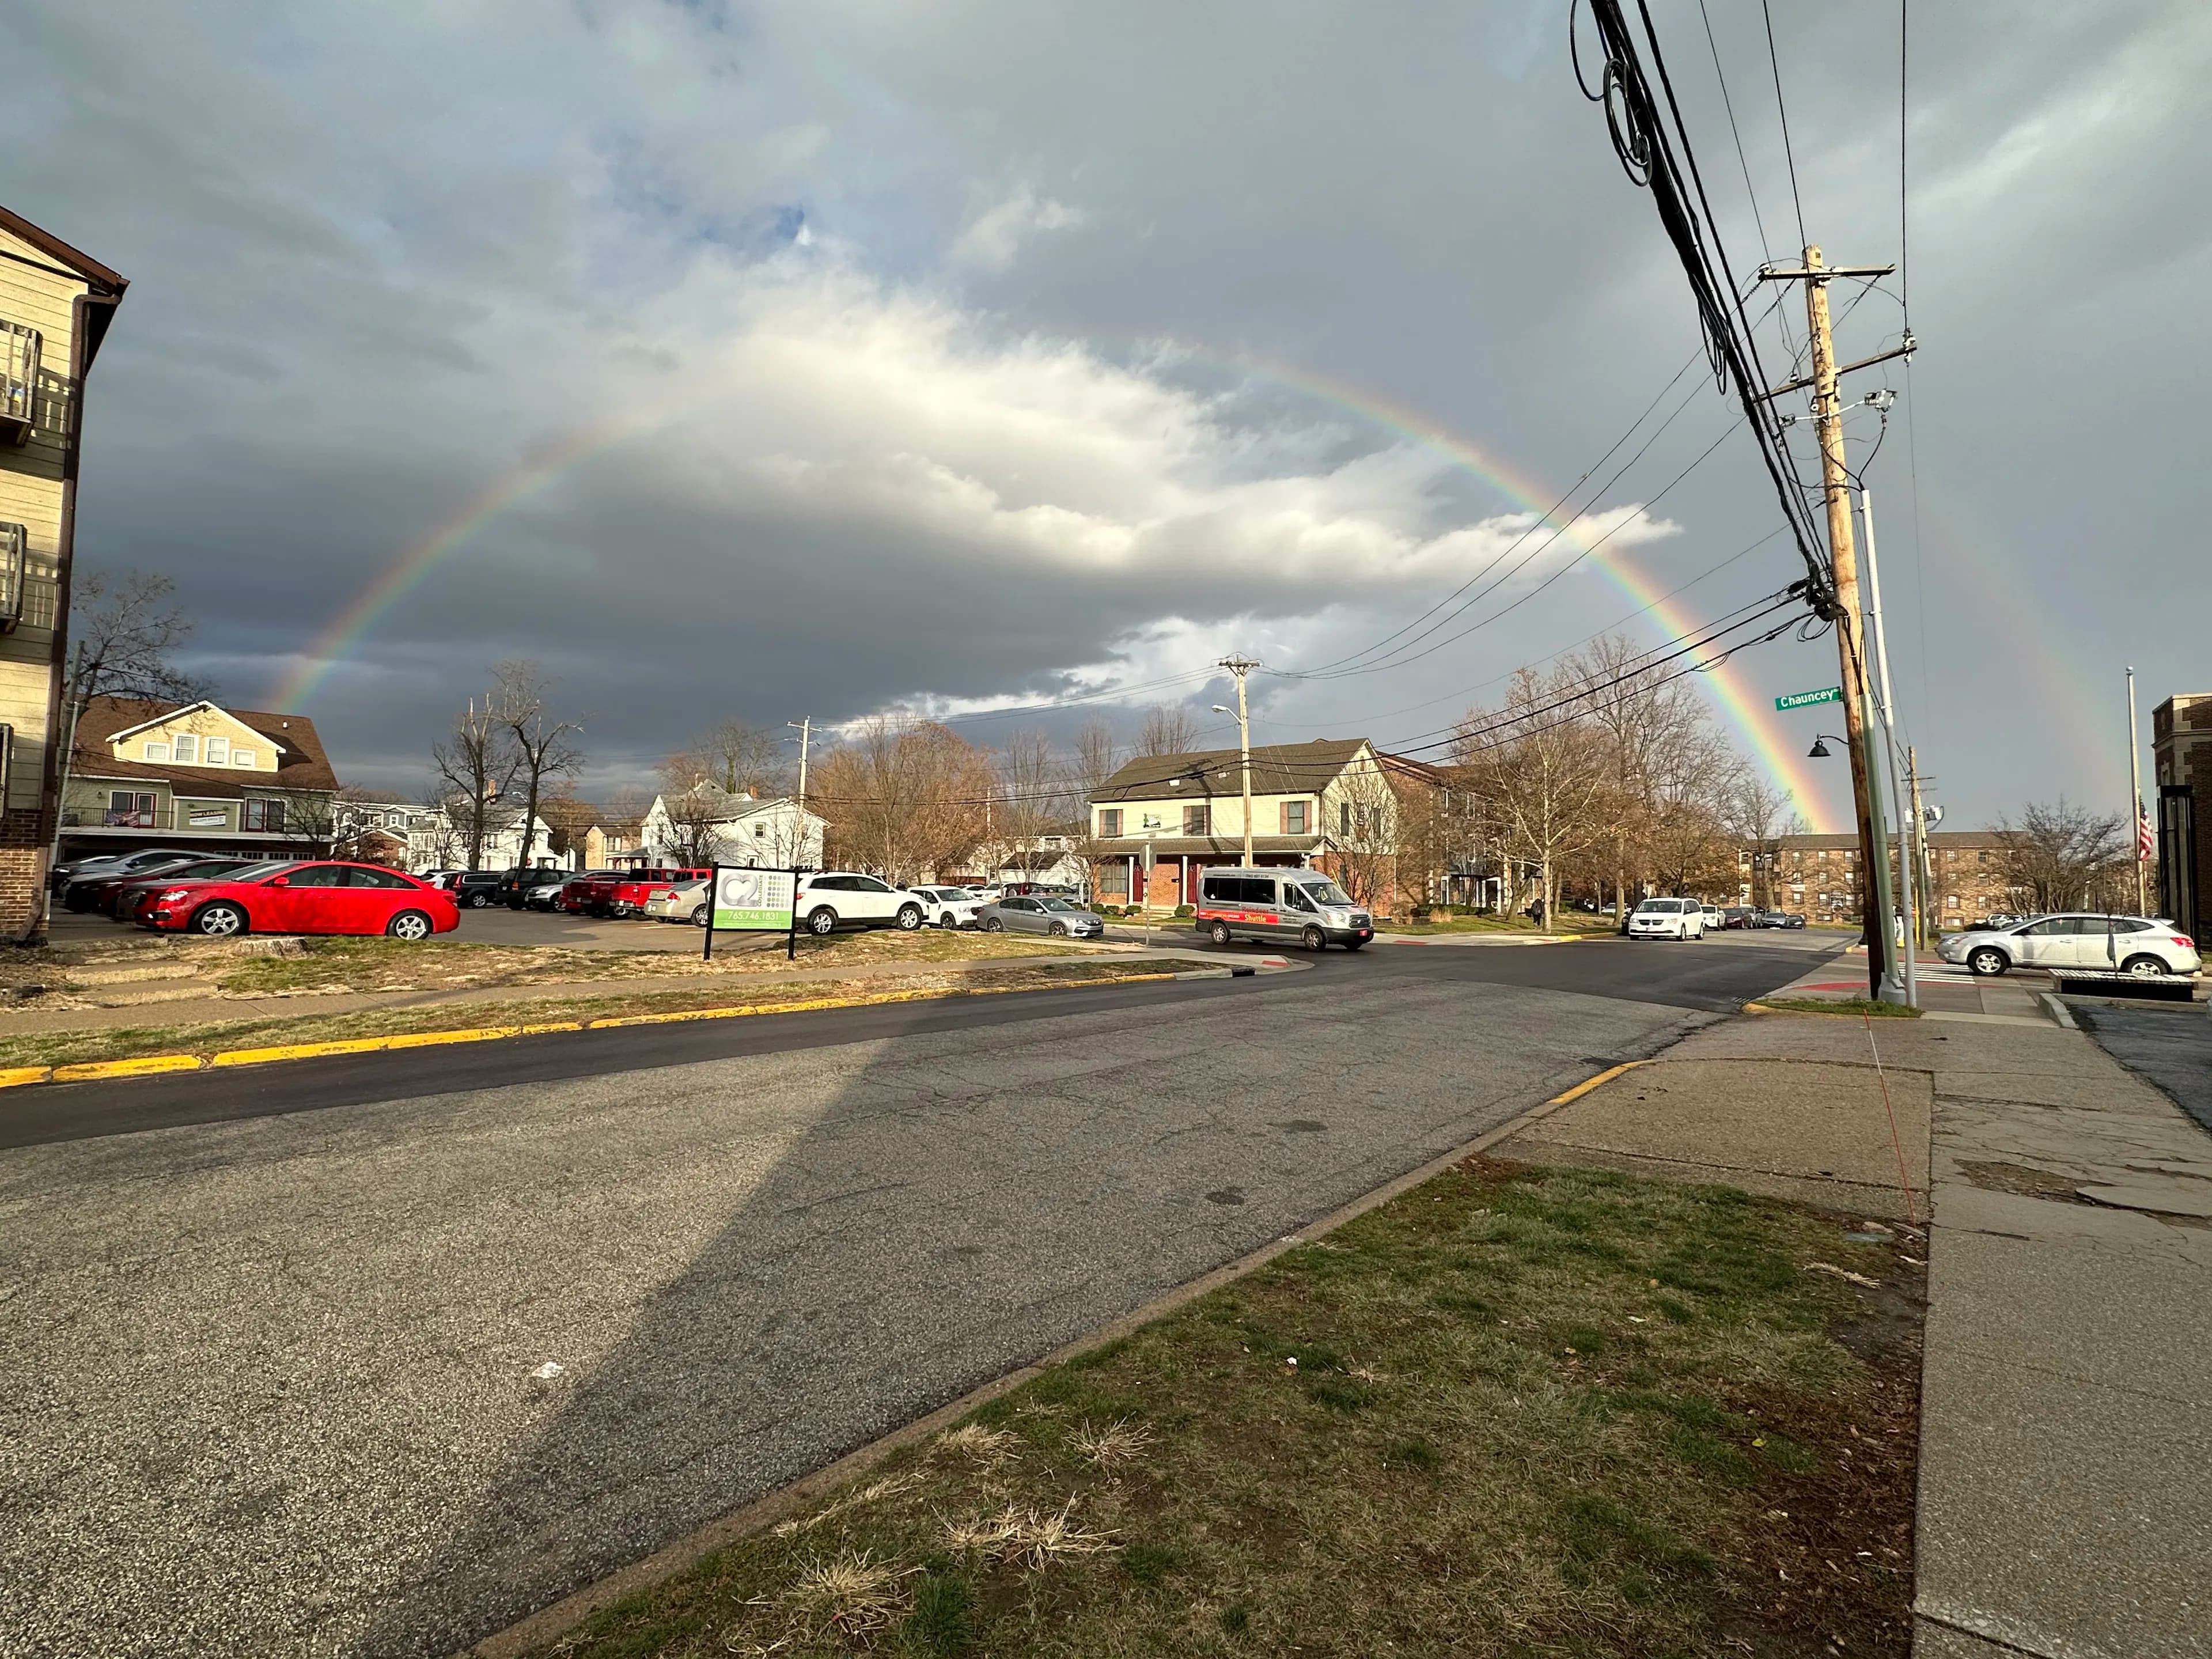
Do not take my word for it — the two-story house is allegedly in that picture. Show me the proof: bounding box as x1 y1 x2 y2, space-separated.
0 204 127 936
1086 737 1431 912
60 696 341 863
641 785 827 869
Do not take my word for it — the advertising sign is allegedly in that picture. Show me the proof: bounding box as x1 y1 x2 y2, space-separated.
710 866 796 931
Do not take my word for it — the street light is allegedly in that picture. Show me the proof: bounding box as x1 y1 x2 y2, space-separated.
1806 734 1846 759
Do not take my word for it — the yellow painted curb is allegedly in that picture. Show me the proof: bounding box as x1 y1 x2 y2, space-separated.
0 971 1188 1090
51 1054 206 1083
1544 1059 1649 1106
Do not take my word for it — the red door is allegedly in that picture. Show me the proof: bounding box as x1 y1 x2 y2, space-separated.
264 863 358 933
343 865 425 931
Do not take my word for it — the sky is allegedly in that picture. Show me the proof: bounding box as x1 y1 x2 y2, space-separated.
10 0 2209 830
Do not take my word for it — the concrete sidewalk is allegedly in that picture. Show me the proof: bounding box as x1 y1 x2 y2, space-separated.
1495 1005 2212 1657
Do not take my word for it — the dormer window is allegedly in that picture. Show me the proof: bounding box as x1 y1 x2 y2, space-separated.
172 734 199 763
143 741 170 762
206 737 229 764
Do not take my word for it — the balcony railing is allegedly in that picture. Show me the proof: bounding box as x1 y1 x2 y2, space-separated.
1 319 39 440
0 520 22 631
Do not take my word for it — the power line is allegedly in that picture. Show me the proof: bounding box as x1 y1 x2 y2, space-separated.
1759 0 1809 248
1696 0 1772 256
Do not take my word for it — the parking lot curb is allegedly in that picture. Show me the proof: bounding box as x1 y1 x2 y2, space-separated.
0 970 1200 1090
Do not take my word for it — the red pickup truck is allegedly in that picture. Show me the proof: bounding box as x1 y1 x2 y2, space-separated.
562 866 707 918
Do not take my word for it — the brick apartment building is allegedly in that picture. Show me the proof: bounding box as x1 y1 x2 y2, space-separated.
1748 830 2016 930
0 206 127 939
2152 692 2209 945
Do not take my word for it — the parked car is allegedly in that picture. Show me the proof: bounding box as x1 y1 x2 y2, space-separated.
102 858 259 919
643 877 712 925
1699 903 1725 931
61 853 217 914
599 867 710 918
433 870 505 908
494 865 568 908
1940 914 2200 979
522 876 570 911
55 849 199 908
1721 906 1760 930
1192 866 1372 950
978 895 1108 940
1757 910 1806 929
907 885 984 929
555 869 627 914
1628 897 1706 940
136 861 460 940
794 872 926 935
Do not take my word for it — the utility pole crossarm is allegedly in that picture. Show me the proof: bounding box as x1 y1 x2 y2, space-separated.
1759 336 1916 402
1758 263 1896 281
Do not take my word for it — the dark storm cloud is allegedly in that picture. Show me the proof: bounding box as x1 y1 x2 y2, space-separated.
7 0 2206 817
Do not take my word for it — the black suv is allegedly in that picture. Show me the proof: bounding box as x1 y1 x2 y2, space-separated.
493 865 568 909
443 870 505 908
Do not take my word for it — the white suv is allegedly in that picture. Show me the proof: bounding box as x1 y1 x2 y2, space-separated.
1628 897 1706 940
1940 914 2200 978
908 885 983 929
795 872 926 936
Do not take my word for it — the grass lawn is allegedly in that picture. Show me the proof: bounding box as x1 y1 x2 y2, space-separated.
0 961 1171 1071
209 929 1090 995
543 1158 1921 1658
1755 998 1921 1019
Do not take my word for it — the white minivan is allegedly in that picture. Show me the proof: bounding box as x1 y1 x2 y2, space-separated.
1195 867 1373 950
1628 897 1706 940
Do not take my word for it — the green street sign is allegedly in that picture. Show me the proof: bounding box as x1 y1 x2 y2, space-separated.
1774 686 1843 711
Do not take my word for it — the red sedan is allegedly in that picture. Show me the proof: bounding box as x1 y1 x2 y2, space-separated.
137 861 460 940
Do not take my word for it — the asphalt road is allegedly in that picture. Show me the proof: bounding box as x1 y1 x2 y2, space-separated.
2066 993 2212 1134
0 931 1832 1658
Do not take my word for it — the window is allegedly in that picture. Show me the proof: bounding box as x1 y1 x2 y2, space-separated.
172 734 199 763
206 737 229 764
1099 808 1123 838
143 741 171 762
347 867 416 889
280 864 346 888
1280 801 1308 835
244 798 286 833
1183 804 1210 836
1340 801 1352 836
1281 884 1316 913
232 748 256 768
855 876 893 892
107 790 157 827
752 823 767 837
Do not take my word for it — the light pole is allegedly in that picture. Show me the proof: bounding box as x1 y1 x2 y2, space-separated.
1213 655 1258 867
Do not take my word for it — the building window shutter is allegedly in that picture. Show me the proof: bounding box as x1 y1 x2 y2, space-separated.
1100 808 1122 838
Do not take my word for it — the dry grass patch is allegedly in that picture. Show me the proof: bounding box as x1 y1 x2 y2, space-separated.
541 1161 1923 1658
0 961 1174 1072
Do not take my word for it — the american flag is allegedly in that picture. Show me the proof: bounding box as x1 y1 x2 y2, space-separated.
2138 800 2156 861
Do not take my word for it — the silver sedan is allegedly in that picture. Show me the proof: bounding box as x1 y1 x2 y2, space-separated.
976 895 1106 939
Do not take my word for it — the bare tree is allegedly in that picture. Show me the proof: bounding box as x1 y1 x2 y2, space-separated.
1073 719 1122 798
431 696 513 871
1994 799 2129 912
488 661 583 871
65 569 207 710
675 718 793 798
993 729 1063 875
1135 703 1198 757
1324 756 1405 911
815 718 992 883
1724 774 1793 908
1454 666 1612 923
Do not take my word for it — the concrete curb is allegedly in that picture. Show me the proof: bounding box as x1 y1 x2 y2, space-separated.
454 1042 1687 1658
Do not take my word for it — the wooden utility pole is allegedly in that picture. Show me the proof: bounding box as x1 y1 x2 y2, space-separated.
1906 745 1931 946
1761 246 1911 998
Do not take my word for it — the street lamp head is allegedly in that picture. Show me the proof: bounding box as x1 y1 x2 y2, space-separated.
1211 705 1232 715
1807 738 1831 759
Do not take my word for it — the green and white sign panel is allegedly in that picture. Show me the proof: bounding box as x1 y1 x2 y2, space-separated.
1774 686 1843 711
711 866 795 931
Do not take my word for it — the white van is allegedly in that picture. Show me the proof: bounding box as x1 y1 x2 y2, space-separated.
1628 897 1706 940
1195 867 1374 950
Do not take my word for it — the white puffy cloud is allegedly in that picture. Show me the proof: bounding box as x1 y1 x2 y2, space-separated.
950 186 1088 271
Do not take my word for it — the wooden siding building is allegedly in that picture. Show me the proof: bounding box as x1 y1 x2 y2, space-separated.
0 204 127 937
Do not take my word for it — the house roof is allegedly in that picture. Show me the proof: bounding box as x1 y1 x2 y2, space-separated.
71 696 339 800
652 786 823 824
1092 738 1373 804
0 203 128 368
1089 835 1324 857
